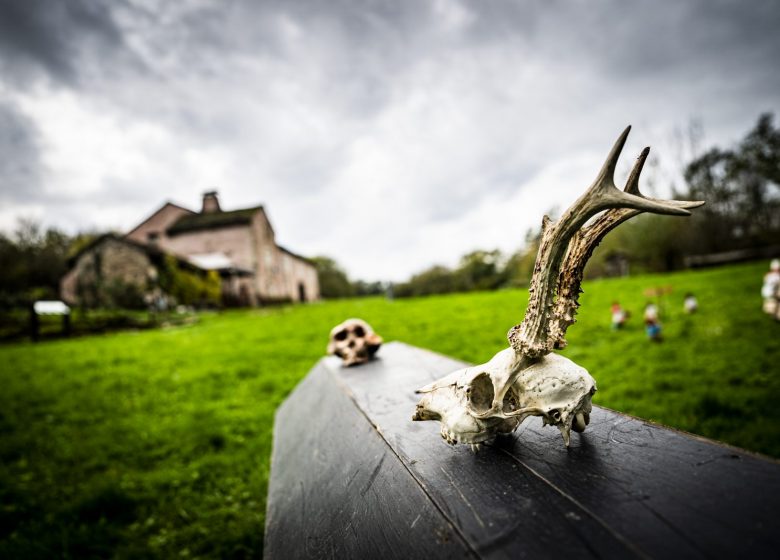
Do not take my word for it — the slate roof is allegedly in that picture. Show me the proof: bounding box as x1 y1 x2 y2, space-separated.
166 206 264 235
66 233 204 273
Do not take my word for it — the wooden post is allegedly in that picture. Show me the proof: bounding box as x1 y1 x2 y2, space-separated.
29 304 39 342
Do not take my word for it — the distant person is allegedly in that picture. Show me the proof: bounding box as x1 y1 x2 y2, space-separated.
610 301 627 330
644 302 662 341
762 259 780 319
683 293 698 314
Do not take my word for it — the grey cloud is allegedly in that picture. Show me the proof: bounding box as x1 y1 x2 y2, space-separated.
442 0 780 97
1 0 778 276
420 152 538 223
4 0 779 96
0 99 42 203
530 1 780 82
271 145 345 196
81 1 447 117
0 0 139 87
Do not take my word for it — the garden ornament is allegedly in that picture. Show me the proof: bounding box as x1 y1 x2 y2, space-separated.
327 318 383 366
412 126 704 450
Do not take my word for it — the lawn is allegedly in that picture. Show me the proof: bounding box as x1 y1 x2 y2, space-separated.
1 261 779 558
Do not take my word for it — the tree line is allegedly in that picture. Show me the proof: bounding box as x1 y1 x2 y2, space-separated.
0 223 220 310
314 113 780 299
0 220 78 308
2 113 777 306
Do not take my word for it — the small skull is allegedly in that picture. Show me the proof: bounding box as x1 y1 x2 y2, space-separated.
327 318 383 366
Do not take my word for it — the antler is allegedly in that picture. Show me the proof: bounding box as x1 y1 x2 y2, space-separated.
549 146 704 349
508 126 703 358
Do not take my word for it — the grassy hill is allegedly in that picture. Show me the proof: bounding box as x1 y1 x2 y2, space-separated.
1 261 778 558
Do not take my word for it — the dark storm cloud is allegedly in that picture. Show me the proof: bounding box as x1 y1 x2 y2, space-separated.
573 0 780 83
120 0 443 118
0 0 139 87
3 0 778 95
0 99 42 203
0 0 778 278
433 0 780 107
135 0 780 144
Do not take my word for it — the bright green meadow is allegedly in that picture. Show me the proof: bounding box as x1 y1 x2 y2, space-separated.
1 261 779 558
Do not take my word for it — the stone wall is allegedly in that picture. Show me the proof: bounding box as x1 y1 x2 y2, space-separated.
61 238 152 306
164 225 255 274
248 211 320 302
280 251 320 302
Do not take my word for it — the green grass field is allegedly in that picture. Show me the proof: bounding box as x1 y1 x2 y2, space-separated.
2 261 779 558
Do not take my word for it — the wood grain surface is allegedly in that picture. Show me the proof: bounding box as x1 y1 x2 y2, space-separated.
265 342 780 559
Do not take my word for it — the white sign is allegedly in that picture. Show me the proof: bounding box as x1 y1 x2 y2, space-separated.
33 301 71 315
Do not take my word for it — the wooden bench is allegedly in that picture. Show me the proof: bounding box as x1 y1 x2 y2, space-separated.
265 342 780 558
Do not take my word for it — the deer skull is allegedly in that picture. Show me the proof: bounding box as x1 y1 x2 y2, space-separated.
414 350 595 449
327 318 383 366
412 126 704 448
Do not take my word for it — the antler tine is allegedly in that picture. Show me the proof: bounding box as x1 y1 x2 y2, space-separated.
588 125 632 195
626 147 705 211
612 144 703 215
611 187 696 216
583 129 700 217
625 146 650 195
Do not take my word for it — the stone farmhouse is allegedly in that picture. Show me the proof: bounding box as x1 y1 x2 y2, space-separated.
61 191 319 307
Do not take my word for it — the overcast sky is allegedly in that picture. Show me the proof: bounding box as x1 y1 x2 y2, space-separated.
1 0 778 281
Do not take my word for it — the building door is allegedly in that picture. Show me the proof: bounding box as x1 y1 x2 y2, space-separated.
298 282 306 302
239 284 251 307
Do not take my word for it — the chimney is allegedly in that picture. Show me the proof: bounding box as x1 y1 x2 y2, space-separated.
202 190 221 214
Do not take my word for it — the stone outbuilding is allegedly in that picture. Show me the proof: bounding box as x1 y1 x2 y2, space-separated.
61 192 319 307
60 234 212 308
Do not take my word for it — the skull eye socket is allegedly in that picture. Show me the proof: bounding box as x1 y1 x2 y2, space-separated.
352 325 365 337
334 329 348 341
467 374 518 415
467 373 494 414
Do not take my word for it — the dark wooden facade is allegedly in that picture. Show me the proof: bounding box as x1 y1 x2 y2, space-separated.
265 342 780 559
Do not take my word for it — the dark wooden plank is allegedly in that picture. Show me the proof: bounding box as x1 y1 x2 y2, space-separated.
264 360 474 559
498 406 780 558
333 342 780 559
332 344 641 559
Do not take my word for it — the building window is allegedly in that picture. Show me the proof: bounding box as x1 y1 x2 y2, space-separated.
147 232 160 243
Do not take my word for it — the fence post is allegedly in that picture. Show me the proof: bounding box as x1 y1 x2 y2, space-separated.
29 304 39 342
